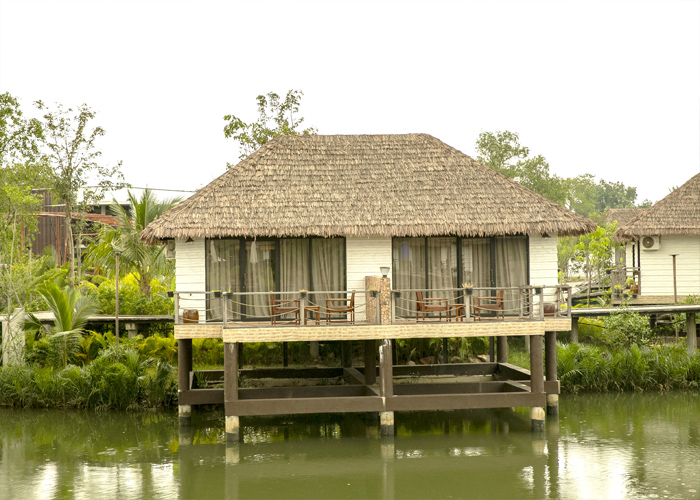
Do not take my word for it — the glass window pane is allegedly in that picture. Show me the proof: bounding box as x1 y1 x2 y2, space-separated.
495 236 528 315
393 237 426 318
245 240 276 318
206 239 240 321
311 238 345 317
427 237 457 303
462 238 491 302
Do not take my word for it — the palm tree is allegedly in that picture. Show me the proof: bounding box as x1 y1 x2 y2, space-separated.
27 282 101 368
84 189 181 295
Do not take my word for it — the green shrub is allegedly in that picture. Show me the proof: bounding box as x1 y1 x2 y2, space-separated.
602 308 652 347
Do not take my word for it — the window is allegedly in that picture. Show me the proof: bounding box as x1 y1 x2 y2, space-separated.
206 237 345 321
393 236 528 317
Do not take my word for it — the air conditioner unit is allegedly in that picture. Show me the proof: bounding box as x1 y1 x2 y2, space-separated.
641 235 660 251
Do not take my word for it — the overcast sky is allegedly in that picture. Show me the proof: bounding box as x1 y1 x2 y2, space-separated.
1 0 698 205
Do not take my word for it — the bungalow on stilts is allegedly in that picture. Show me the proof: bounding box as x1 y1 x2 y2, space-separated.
140 134 595 439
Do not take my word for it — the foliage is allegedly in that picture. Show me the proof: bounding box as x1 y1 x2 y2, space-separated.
0 346 177 410
475 130 567 205
95 274 172 316
0 248 66 313
573 222 621 303
0 93 50 274
25 282 101 368
83 189 180 295
223 90 317 163
36 100 125 285
602 308 653 347
557 342 699 394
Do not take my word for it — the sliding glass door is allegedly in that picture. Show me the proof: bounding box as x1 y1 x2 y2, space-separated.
206 237 345 321
393 235 529 317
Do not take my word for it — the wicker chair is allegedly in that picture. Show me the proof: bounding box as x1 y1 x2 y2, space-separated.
415 291 450 321
270 293 300 325
326 292 355 324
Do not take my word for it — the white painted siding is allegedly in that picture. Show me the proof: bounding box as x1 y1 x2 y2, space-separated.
529 234 559 306
638 235 700 295
346 236 393 321
529 234 558 287
175 238 207 322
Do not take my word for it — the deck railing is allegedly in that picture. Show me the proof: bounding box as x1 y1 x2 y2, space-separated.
170 285 571 326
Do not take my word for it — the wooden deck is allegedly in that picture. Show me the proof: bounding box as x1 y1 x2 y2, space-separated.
174 317 572 340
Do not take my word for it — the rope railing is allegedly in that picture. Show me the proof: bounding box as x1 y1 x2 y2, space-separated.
170 285 572 326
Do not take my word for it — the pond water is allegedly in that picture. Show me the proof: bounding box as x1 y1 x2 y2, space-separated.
1 393 698 499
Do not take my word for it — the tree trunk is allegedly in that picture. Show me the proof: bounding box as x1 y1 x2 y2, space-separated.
65 202 75 287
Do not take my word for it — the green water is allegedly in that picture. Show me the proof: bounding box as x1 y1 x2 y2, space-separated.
1 393 698 499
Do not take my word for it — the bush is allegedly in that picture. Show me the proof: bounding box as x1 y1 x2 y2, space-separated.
602 308 652 347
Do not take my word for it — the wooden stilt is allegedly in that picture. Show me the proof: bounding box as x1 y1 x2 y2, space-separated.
686 312 697 355
364 339 376 385
545 331 558 416
530 335 545 432
178 339 192 425
379 339 394 436
497 336 508 364
224 341 240 442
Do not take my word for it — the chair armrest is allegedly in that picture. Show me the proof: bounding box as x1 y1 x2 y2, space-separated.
422 297 448 306
327 298 351 307
273 299 300 307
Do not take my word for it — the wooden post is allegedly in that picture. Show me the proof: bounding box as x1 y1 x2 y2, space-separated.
174 293 180 324
224 341 240 442
178 338 193 425
545 331 558 416
497 336 508 363
364 339 376 385
686 312 697 355
570 317 579 344
530 335 545 432
442 338 449 364
671 254 679 304
341 341 352 368
221 294 228 329
378 339 394 436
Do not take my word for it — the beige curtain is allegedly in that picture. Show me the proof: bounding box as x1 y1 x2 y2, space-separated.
311 238 345 316
393 238 426 317
462 238 491 302
278 239 310 320
245 240 276 318
427 237 457 304
206 239 240 320
495 236 527 315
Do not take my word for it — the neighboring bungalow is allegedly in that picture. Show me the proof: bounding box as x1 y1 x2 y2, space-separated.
615 172 700 301
141 134 594 320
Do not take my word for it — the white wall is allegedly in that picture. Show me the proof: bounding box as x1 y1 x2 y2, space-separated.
175 238 207 322
346 236 393 321
529 234 559 306
637 235 700 296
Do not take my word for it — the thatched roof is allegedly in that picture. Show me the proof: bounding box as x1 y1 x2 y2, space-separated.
141 134 595 244
605 208 646 228
615 172 700 241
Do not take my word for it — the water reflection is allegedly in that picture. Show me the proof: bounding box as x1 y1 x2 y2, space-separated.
1 393 698 499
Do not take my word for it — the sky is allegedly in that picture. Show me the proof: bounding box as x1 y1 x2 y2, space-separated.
1 0 698 205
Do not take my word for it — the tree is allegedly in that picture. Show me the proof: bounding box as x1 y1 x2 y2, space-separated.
223 90 316 163
475 130 568 205
26 281 100 368
37 101 125 286
84 189 181 296
573 222 620 305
